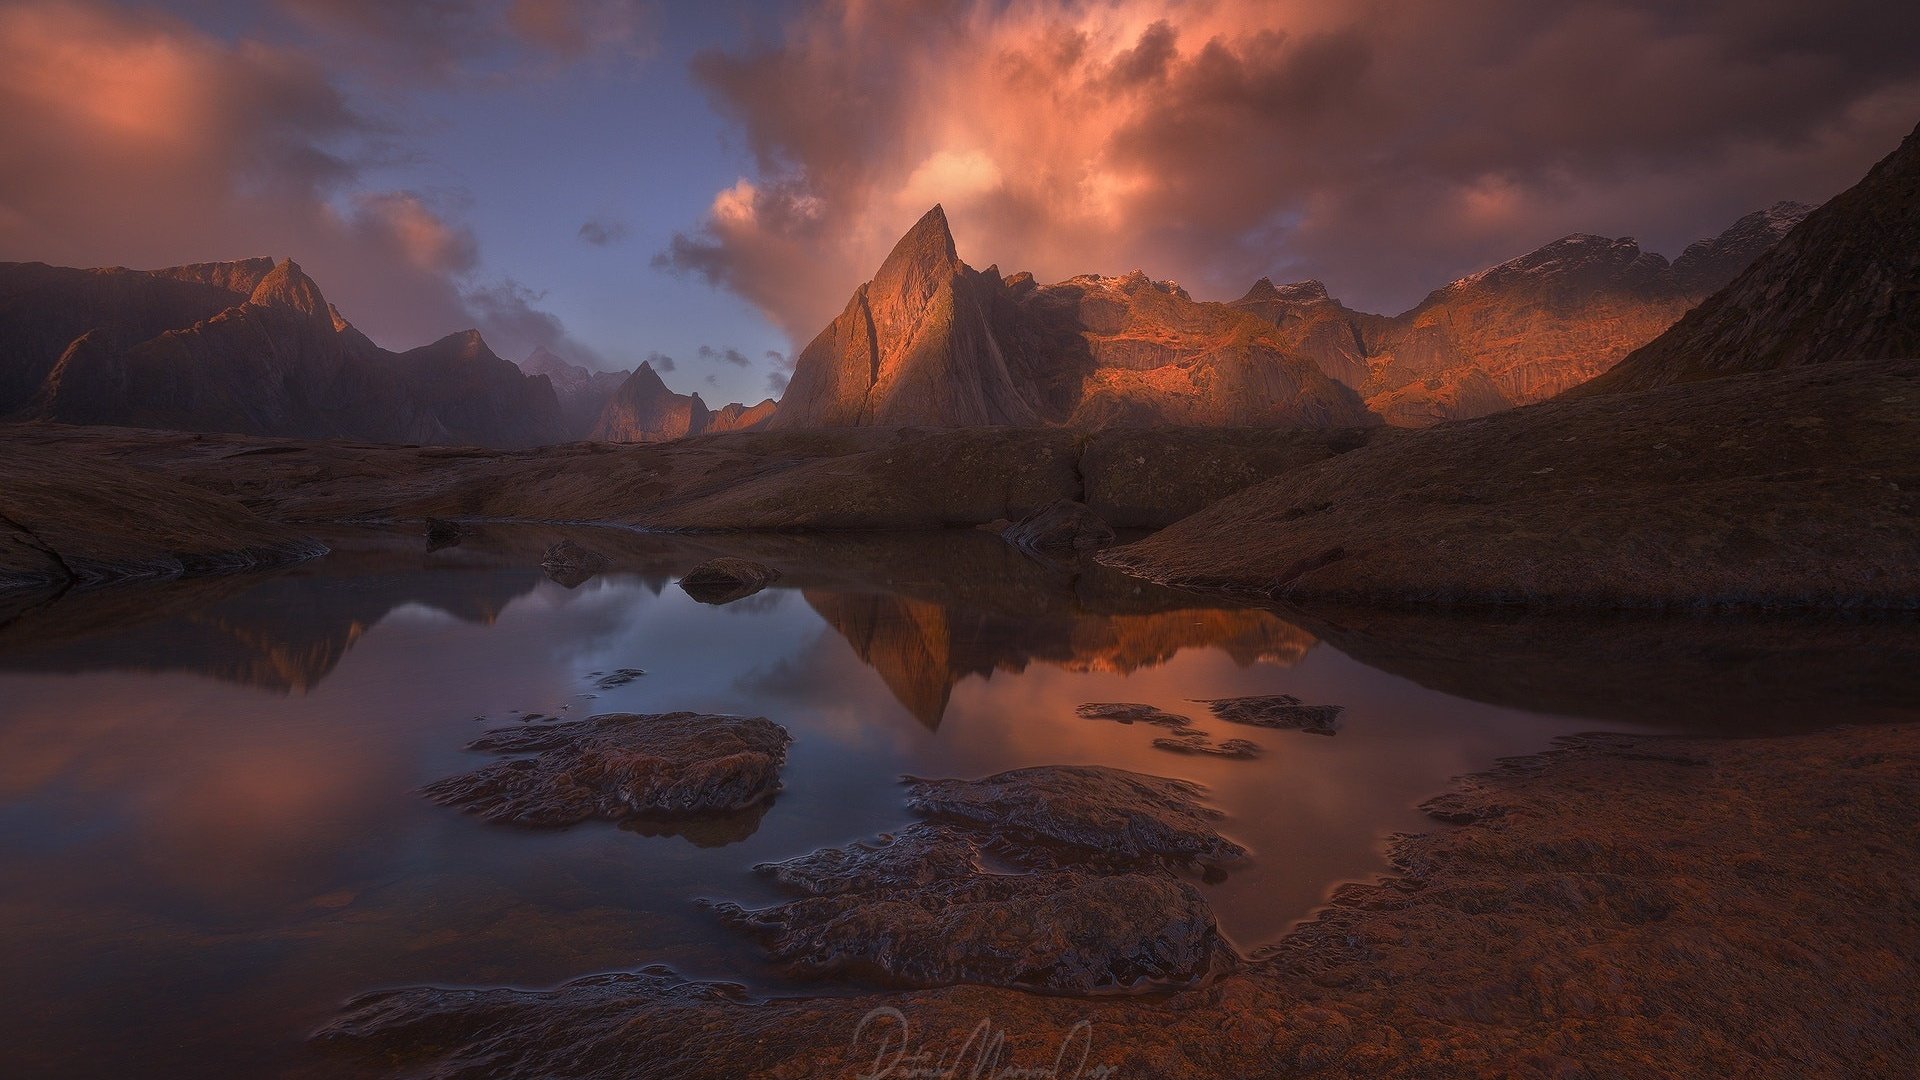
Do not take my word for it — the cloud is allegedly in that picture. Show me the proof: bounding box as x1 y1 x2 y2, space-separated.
767 371 790 394
577 216 632 245
661 0 1920 334
0 0 604 363
697 344 753 367
645 350 676 372
272 0 657 77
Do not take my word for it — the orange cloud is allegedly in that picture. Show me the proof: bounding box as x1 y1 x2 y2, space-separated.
662 0 1920 339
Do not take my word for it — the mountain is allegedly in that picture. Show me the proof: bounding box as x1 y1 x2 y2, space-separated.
709 398 777 433
519 346 630 438
1103 124 1920 608
1571 124 1920 396
770 206 1375 431
590 360 710 442
1230 205 1810 425
1 257 566 447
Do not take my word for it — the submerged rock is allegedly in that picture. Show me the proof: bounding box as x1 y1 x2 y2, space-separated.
905 764 1247 868
423 517 468 551
592 668 646 689
1197 695 1343 736
677 557 781 605
1002 498 1117 556
540 540 609 588
424 712 791 827
1153 733 1263 759
1075 702 1193 729
712 823 1231 994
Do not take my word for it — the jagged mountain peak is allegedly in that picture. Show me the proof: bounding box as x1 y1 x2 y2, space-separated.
245 258 330 319
1239 278 1331 305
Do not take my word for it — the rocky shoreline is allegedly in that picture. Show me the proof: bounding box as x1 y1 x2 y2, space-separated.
314 722 1920 1078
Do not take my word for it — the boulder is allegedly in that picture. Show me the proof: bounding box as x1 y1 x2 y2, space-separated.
1196 695 1342 736
1001 498 1116 556
677 557 781 605
540 539 608 588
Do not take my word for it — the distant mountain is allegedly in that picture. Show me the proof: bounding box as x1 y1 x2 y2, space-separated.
1572 124 1920 396
769 206 1375 431
1230 204 1811 425
0 257 565 447
519 346 629 439
588 361 774 443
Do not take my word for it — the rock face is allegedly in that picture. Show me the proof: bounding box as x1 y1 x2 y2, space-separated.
677 557 781 605
1572 123 1920 396
0 257 567 447
423 712 791 827
1231 205 1810 425
770 206 1374 431
520 346 630 439
706 398 777 433
1000 498 1115 555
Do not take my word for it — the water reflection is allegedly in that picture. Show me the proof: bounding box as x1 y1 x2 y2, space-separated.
1 525 1917 1078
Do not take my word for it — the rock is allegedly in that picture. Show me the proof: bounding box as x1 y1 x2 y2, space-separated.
1075 702 1193 729
1001 499 1115 555
592 668 645 689
677 558 781 605
423 712 791 827
905 765 1247 869
423 517 466 551
1152 733 1263 759
520 346 631 440
711 823 1232 994
1196 695 1342 736
590 361 712 443
540 540 608 588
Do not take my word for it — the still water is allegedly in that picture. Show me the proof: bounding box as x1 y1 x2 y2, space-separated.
0 526 1912 1077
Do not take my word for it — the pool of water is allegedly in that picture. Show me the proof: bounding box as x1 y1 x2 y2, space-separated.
1 525 1914 1077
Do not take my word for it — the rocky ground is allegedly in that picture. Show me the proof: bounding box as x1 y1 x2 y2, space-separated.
1104 357 1920 609
314 722 1920 1078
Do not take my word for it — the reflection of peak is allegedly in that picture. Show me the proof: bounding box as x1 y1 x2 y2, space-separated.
801 587 1317 729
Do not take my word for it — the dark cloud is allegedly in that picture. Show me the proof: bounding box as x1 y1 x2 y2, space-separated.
645 350 676 371
664 0 1920 333
697 344 753 367
766 370 790 394
578 216 632 245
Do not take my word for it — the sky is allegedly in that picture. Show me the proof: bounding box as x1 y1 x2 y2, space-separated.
3 0 1919 406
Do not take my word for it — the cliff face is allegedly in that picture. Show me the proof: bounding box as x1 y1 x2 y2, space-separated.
770 206 1374 431
1230 206 1810 425
1 257 566 447
1572 124 1920 396
709 399 777 433
589 361 713 442
520 346 630 439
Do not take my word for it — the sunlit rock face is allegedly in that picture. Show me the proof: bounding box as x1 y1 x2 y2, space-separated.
1230 204 1811 425
770 206 1374 431
0 257 567 447
590 361 712 443
1575 122 1920 396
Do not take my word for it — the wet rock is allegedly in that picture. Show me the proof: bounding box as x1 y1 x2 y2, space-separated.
1075 702 1193 729
1153 733 1263 759
1197 695 1343 735
424 712 791 827
593 668 646 689
677 557 781 605
540 540 608 588
712 823 1232 994
423 517 467 551
905 765 1247 868
1002 498 1116 556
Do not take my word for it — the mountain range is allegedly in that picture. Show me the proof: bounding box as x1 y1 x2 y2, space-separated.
0 200 1810 445
774 201 1809 430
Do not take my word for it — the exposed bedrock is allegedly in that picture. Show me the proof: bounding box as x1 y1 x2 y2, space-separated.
423 712 791 829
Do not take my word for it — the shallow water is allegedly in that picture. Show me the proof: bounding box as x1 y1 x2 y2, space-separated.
1 526 1915 1078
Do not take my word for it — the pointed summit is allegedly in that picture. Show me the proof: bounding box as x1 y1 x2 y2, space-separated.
246 259 330 320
